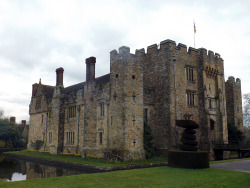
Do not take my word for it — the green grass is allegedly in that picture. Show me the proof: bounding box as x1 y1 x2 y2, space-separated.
1 166 250 188
6 151 167 167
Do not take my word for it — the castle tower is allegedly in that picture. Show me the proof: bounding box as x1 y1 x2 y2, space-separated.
225 77 243 130
109 46 145 160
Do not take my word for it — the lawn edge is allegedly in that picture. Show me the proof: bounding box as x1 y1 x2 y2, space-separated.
2 152 168 172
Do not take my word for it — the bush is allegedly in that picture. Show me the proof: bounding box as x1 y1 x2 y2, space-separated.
0 119 25 148
168 150 209 169
105 149 124 161
35 140 44 150
228 123 245 142
0 140 5 148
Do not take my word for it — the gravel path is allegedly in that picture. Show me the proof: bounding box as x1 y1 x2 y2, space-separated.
210 160 250 173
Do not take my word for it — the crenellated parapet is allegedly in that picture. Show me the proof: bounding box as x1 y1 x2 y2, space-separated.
110 46 137 61
110 39 223 66
226 76 241 84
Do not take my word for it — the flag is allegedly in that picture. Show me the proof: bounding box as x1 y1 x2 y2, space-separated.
194 22 196 33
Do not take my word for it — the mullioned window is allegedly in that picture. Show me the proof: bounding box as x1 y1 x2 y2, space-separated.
185 66 194 82
68 106 76 118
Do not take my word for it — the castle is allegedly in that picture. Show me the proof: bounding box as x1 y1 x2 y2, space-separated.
27 39 243 160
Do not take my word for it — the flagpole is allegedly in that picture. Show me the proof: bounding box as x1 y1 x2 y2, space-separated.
193 20 196 48
194 30 195 48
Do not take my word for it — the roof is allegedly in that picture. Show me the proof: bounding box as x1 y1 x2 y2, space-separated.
35 73 110 98
64 74 110 93
95 74 110 85
64 82 85 94
42 85 54 99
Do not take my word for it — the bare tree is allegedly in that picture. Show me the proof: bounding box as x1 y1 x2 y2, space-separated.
0 108 3 118
243 93 250 128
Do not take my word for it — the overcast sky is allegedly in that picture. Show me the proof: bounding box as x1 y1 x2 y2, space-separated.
0 0 250 123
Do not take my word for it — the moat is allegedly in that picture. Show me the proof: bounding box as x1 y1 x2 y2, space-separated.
0 153 96 181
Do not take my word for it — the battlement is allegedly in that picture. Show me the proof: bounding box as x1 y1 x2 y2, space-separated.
226 76 241 85
110 46 133 58
135 48 145 55
227 76 235 83
119 46 130 54
110 39 223 63
236 78 241 83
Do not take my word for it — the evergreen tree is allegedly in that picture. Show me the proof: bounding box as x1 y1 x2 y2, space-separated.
228 123 245 143
0 118 25 148
143 120 155 158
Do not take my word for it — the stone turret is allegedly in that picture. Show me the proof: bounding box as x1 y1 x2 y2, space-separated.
225 76 243 130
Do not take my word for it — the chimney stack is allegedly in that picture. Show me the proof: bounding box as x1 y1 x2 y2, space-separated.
86 57 96 81
21 120 26 126
56 67 64 87
32 83 38 97
10 116 16 124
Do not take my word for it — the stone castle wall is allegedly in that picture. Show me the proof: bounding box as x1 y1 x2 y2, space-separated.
28 38 242 160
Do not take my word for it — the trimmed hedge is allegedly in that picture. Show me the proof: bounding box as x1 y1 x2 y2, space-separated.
168 150 209 169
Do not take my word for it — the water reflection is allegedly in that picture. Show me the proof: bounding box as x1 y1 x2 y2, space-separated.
0 154 94 181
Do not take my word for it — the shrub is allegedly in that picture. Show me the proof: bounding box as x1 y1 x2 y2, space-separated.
35 140 44 150
168 150 209 169
105 149 124 161
0 140 5 148
144 120 155 158
0 118 25 148
228 123 245 142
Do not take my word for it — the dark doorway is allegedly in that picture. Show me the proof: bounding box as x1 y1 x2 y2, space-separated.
210 119 215 142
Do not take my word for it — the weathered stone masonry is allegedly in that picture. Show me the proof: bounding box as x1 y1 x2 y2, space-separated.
28 38 242 160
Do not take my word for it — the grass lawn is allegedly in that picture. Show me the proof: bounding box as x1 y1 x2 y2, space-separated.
6 151 168 167
0 166 250 188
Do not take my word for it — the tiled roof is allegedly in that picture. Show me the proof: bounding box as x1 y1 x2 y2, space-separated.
42 85 55 99
64 82 85 94
64 73 110 93
95 74 110 85
38 73 110 98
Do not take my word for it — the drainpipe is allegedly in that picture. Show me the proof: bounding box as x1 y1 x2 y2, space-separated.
221 70 226 143
106 100 110 151
44 112 48 151
76 105 80 153
173 55 178 147
173 55 177 120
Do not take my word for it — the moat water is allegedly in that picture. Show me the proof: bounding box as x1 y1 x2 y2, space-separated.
0 153 96 182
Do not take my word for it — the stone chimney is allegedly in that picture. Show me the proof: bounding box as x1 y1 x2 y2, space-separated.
10 116 16 124
32 83 38 97
21 120 26 126
56 67 64 87
86 57 96 81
